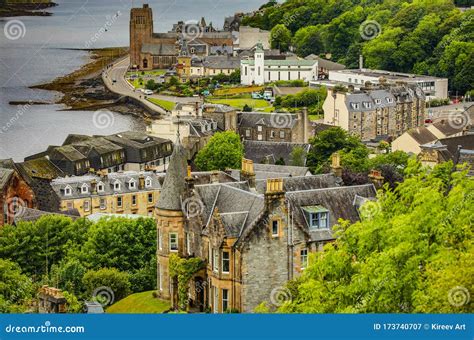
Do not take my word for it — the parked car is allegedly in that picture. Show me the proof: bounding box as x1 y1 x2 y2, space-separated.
143 89 153 95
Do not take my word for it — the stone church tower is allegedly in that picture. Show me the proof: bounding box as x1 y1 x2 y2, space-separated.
130 4 153 68
155 140 188 301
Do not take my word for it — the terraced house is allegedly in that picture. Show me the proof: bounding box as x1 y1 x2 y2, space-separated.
25 131 173 176
155 141 377 312
51 171 162 217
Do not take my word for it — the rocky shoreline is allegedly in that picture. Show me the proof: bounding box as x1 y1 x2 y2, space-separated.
30 47 154 119
0 1 57 17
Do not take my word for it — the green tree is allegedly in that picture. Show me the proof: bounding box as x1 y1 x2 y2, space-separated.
145 79 156 90
293 26 324 57
82 268 131 303
280 160 474 313
0 216 90 278
307 127 363 173
289 146 306 167
195 131 244 171
270 24 292 52
0 259 33 313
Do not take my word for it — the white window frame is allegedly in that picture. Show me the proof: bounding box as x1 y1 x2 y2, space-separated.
222 288 229 312
81 183 89 194
222 251 230 273
213 248 219 273
169 233 178 252
158 263 163 291
129 179 136 190
158 229 163 250
300 248 308 270
213 286 219 313
145 177 152 188
97 181 105 193
99 198 106 210
257 125 262 132
113 180 121 191
132 195 137 206
64 185 72 196
186 232 192 255
310 211 329 229
117 196 123 208
279 130 285 139
272 220 279 237
83 200 90 212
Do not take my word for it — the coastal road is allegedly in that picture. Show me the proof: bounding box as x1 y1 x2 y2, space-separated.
103 57 202 116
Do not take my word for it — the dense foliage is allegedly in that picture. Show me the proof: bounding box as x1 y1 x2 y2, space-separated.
243 0 473 95
195 131 244 171
0 216 156 312
280 160 474 313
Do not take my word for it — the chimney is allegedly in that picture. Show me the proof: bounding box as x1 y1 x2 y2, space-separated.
264 178 285 210
210 170 220 184
368 169 384 189
240 158 256 188
138 175 145 190
91 179 97 194
359 54 364 70
330 152 343 178
299 107 309 143
185 165 194 191
143 4 149 8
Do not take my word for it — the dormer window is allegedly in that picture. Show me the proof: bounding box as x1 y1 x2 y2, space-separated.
351 103 360 110
303 206 329 230
386 97 394 103
81 183 89 194
129 179 136 190
113 180 121 191
363 102 371 109
97 181 105 193
64 185 72 196
375 99 381 105
145 177 152 188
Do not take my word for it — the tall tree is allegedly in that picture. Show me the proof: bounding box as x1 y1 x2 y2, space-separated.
270 24 292 52
195 131 243 171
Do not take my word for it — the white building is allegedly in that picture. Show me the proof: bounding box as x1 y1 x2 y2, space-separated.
320 68 448 100
240 43 318 85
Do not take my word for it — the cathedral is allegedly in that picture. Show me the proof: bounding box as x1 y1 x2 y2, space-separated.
130 4 233 70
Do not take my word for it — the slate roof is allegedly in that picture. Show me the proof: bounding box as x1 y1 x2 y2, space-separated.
432 120 466 137
239 112 298 129
286 184 377 242
141 43 177 56
104 131 170 150
202 56 240 69
51 171 162 199
407 127 438 145
17 157 65 180
346 90 397 112
241 59 317 67
304 55 346 70
156 141 188 211
13 208 80 223
243 140 310 165
0 168 14 190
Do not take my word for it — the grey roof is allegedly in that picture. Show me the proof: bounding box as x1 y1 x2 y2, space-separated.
243 140 310 165
197 183 264 238
0 168 14 190
286 184 377 242
104 131 170 150
255 174 340 194
13 208 80 224
156 141 188 211
407 127 438 145
432 120 466 137
346 90 396 112
141 43 177 56
239 112 298 129
209 45 234 55
304 55 346 70
253 163 309 177
202 56 240 69
51 171 162 199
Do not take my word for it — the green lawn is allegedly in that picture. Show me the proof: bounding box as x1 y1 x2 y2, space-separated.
208 98 274 112
147 98 176 111
127 70 166 89
107 291 170 314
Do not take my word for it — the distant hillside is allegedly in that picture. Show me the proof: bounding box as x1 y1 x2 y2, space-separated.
0 0 56 16
243 0 473 95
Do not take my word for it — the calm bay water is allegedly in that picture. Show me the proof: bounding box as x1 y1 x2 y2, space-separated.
0 0 265 161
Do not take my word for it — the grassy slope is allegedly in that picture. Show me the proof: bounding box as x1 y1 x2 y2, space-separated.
208 98 274 112
147 98 176 111
106 291 170 314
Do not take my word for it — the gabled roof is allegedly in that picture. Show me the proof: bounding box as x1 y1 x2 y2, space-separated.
0 168 14 190
286 184 377 242
239 112 298 129
243 140 310 165
141 43 177 56
407 127 438 145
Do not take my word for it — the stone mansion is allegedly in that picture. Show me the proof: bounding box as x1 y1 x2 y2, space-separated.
155 140 376 312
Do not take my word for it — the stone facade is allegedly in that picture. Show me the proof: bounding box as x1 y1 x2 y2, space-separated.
155 142 377 313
